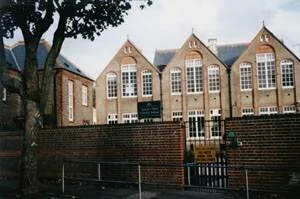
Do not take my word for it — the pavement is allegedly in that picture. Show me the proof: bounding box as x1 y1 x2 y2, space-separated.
0 179 244 199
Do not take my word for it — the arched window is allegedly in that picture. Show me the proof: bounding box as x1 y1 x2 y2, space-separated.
281 59 294 88
208 65 220 92
240 63 252 91
142 70 152 96
256 53 276 89
186 59 203 93
170 68 181 94
121 64 137 97
107 73 117 98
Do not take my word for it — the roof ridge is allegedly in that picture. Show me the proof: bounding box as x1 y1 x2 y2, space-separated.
217 42 249 47
155 48 179 52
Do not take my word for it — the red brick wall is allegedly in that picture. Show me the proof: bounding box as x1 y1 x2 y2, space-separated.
225 114 300 191
0 122 185 185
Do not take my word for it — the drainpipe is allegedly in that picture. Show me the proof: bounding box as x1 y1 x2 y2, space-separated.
227 68 233 118
53 69 59 128
159 73 164 121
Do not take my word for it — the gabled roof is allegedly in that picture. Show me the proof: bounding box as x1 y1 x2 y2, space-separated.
5 40 92 80
230 25 300 68
97 39 159 80
153 43 248 70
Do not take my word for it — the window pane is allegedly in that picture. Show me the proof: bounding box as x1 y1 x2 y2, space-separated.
257 53 275 89
186 59 203 93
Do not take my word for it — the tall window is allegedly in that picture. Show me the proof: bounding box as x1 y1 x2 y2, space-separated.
171 68 181 94
142 70 152 96
82 85 88 106
240 63 252 91
107 114 118 124
257 53 276 89
186 59 203 93
107 73 117 98
188 110 205 139
281 60 294 88
259 106 278 115
68 80 74 122
210 109 221 138
208 65 220 92
122 64 137 97
122 113 138 123
172 111 183 121
2 88 6 102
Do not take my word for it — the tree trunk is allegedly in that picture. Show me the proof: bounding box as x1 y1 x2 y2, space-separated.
0 32 5 77
19 40 41 198
20 99 41 198
40 35 65 126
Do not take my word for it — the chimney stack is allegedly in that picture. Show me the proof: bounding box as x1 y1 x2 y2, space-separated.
208 38 218 54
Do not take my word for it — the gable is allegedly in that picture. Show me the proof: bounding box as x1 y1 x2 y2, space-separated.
97 39 159 82
232 26 300 69
162 34 228 73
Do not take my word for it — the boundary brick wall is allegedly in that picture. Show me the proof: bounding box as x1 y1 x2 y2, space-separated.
0 131 21 179
225 114 300 191
0 122 186 185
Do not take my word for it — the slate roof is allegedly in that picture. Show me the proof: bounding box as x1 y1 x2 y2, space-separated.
4 41 91 80
217 43 248 67
153 43 248 71
153 49 178 71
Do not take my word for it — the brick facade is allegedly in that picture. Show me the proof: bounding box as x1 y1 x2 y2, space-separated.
2 41 94 128
95 26 300 148
230 26 300 117
95 40 161 124
0 122 186 185
225 114 300 191
55 69 94 126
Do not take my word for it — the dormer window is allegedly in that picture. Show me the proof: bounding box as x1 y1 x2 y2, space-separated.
124 46 132 54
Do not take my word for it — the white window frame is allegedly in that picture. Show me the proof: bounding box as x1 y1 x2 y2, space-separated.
210 109 221 139
208 65 220 93
122 113 138 124
283 105 296 114
257 53 276 90
142 70 152 97
241 107 254 116
186 59 203 94
240 63 252 91
68 80 74 122
281 60 294 88
82 85 88 106
188 110 205 140
259 106 278 115
172 111 183 121
107 73 117 99
107 113 118 124
122 64 137 97
170 68 181 95
2 88 6 101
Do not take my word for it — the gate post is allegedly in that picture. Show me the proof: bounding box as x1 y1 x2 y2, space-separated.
62 163 65 193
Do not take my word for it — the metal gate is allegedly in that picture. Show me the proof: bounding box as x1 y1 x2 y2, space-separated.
186 153 227 188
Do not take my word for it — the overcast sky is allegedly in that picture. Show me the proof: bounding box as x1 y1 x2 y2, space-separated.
4 0 300 80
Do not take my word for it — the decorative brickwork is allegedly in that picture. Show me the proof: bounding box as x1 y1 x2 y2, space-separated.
225 114 300 191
